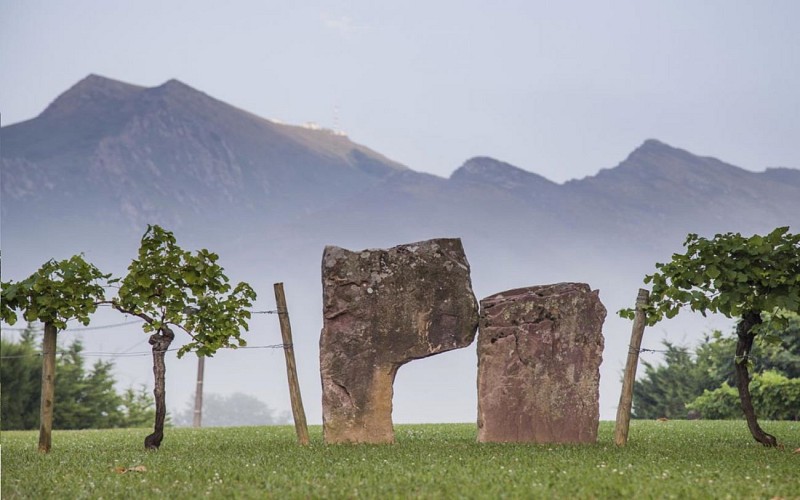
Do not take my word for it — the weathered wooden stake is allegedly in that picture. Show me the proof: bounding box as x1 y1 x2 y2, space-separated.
614 288 650 447
193 356 205 428
273 282 310 446
38 322 57 453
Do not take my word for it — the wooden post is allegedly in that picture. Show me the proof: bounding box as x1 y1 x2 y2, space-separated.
193 356 205 428
614 288 650 446
38 322 57 453
273 282 310 446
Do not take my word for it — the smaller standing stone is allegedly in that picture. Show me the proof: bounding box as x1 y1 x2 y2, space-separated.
477 283 606 443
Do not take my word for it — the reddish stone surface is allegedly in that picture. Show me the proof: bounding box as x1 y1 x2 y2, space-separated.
477 283 606 443
320 238 479 444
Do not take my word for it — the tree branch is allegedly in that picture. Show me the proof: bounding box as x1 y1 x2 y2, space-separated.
169 321 198 341
97 300 157 324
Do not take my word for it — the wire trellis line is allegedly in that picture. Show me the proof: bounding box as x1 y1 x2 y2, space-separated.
0 319 145 332
1 308 280 333
0 343 292 360
629 347 671 355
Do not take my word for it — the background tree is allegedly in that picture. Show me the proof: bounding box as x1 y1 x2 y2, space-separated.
687 370 800 421
118 385 159 428
1 256 110 451
753 310 800 379
0 324 43 430
632 340 718 419
109 225 256 450
1 325 157 430
53 340 121 429
632 316 800 419
174 392 290 427
622 227 800 446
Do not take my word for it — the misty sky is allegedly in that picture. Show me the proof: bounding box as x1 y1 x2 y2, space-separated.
2 1 798 183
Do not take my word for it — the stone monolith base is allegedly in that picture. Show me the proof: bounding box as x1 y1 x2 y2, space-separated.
321 238 479 444
477 283 606 443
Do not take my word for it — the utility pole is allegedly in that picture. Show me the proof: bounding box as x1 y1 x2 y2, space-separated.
193 356 205 428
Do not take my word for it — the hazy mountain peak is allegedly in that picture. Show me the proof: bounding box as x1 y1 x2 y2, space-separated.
623 139 766 178
640 138 669 148
627 138 682 159
40 74 145 120
75 73 142 92
1 74 418 228
161 77 189 87
563 136 800 233
460 156 516 171
615 138 740 178
150 78 201 96
450 156 556 190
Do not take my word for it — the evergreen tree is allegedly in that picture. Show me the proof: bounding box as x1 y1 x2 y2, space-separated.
0 324 156 430
632 340 718 419
0 324 43 429
52 340 124 430
118 385 157 428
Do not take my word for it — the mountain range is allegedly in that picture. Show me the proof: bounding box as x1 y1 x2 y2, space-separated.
2 75 798 423
4 74 798 245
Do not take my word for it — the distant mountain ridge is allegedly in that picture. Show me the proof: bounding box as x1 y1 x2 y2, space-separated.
3 74 798 426
2 74 798 249
2 74 406 229
561 138 800 241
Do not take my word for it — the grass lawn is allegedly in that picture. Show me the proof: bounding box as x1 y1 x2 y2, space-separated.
1 420 798 498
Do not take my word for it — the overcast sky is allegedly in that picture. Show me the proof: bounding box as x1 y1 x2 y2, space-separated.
2 0 798 182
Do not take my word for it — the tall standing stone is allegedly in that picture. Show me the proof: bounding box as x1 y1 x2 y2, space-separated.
320 238 479 444
477 283 606 443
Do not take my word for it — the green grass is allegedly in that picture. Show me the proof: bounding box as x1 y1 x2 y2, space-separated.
2 421 799 499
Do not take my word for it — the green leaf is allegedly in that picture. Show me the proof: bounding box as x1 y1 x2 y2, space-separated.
136 276 153 288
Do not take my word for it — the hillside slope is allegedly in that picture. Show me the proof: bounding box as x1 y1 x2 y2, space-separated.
1 74 406 231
